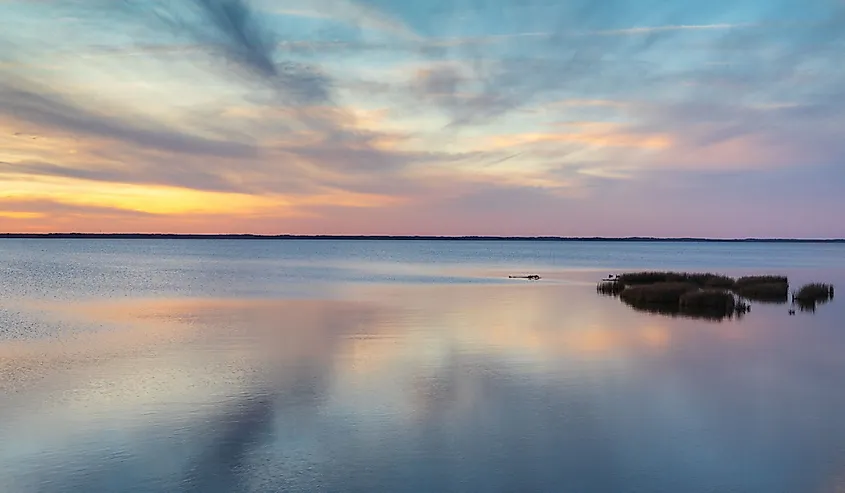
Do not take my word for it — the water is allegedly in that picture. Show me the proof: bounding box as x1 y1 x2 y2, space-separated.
1 240 844 492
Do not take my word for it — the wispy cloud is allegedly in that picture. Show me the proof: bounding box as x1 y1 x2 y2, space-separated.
593 22 755 36
0 78 257 159
425 22 754 48
118 0 333 104
259 0 420 40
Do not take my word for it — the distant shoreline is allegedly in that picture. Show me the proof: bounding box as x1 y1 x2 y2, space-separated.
0 234 843 243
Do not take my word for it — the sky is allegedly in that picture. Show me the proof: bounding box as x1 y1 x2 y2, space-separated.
1 0 843 237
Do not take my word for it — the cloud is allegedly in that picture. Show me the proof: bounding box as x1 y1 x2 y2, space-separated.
259 0 420 40
118 0 333 104
342 0 686 124
0 29 420 200
0 197 158 218
359 0 845 134
0 158 244 194
410 55 603 126
482 126 672 151
593 22 754 36
0 80 258 159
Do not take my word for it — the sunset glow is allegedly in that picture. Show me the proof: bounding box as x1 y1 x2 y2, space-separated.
1 0 843 237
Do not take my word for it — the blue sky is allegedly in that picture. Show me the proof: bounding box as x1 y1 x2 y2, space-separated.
0 0 843 237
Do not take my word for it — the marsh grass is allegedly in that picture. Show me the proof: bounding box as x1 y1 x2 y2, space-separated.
601 271 835 319
702 275 738 288
615 272 735 288
794 283 835 305
734 275 789 288
596 281 625 296
600 270 793 321
734 282 789 303
680 290 736 312
619 282 698 306
615 272 683 285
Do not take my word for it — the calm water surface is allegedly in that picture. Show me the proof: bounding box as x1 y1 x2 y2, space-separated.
1 240 844 492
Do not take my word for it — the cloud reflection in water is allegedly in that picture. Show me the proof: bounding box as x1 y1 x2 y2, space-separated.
0 284 844 492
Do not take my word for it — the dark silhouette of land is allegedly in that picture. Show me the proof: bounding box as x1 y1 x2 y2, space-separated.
0 234 842 242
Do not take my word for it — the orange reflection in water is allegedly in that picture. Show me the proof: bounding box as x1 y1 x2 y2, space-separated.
0 298 376 393
350 283 733 362
1 282 767 396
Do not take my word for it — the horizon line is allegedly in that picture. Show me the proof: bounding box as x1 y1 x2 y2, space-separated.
1 233 843 242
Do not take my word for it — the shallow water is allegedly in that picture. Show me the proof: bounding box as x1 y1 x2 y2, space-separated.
1 240 844 492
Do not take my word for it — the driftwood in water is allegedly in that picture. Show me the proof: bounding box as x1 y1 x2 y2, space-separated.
509 275 541 281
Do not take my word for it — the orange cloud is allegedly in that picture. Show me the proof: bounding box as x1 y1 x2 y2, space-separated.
486 129 672 150
0 211 41 219
642 133 803 171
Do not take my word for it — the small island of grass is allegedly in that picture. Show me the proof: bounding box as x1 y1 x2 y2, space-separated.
793 283 835 311
595 271 835 320
615 280 749 320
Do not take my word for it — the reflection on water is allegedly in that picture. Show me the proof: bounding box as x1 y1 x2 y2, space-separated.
2 282 845 493
618 299 749 322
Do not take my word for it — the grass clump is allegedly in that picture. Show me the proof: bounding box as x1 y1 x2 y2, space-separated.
680 290 736 312
701 275 737 288
734 275 788 288
620 282 697 307
731 275 789 303
794 283 835 303
734 282 788 303
599 271 821 320
616 272 680 286
597 281 625 296
679 290 750 318
616 272 735 288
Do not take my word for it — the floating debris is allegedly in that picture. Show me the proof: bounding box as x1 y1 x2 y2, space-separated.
509 275 541 281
